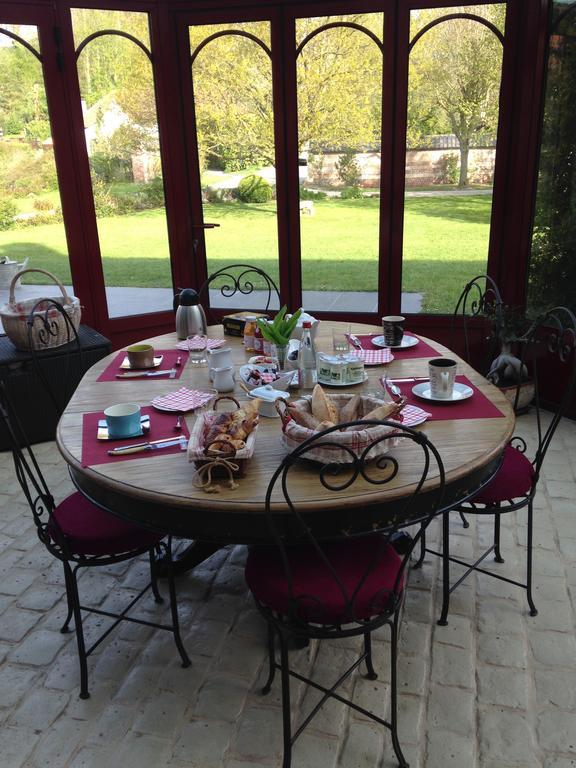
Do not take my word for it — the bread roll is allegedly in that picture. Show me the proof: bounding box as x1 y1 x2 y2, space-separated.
362 399 406 421
311 384 338 423
287 405 320 430
339 394 361 423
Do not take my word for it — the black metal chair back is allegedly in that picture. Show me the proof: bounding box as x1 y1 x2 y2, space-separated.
451 274 504 371
198 263 280 319
27 298 83 416
262 419 445 635
0 380 68 560
516 306 576 483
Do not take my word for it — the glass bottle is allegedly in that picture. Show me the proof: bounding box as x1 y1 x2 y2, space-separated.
298 320 317 389
243 316 257 352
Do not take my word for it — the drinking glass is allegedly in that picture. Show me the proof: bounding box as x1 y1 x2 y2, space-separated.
187 333 208 365
332 326 350 356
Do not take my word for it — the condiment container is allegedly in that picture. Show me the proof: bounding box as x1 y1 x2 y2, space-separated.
249 384 290 418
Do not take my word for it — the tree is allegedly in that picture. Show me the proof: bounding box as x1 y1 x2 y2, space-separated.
409 6 505 186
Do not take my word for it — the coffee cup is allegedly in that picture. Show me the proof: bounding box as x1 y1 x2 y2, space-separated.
126 344 155 369
382 316 405 347
428 358 457 399
104 403 142 438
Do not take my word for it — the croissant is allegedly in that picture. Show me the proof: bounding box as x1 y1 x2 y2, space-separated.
204 400 260 449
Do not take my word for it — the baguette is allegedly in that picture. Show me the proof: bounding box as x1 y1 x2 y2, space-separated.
311 384 338 423
339 394 361 423
362 398 406 422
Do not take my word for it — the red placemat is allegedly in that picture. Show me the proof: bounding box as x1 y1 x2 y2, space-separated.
354 334 440 360
81 406 190 467
391 375 505 421
97 350 185 382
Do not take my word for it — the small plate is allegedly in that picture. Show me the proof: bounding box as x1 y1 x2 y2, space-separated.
318 373 369 387
412 382 474 402
119 355 164 370
372 335 419 350
151 403 197 413
97 414 151 440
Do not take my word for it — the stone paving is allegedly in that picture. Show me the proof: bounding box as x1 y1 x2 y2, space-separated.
0 410 575 767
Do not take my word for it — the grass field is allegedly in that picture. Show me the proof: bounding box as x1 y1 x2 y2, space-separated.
0 195 492 313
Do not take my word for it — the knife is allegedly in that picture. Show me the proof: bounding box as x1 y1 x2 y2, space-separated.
116 369 177 379
388 377 429 383
107 436 187 456
347 334 363 350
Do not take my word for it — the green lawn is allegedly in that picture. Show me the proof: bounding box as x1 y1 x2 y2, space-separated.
0 195 492 313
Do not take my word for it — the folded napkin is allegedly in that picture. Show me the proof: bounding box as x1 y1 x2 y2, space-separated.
151 387 215 413
176 337 225 351
396 404 432 427
349 347 393 365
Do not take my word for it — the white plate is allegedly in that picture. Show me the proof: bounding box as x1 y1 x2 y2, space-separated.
372 335 419 350
318 374 369 387
120 355 163 370
412 381 474 402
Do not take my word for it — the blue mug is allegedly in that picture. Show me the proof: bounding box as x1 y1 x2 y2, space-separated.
104 402 141 438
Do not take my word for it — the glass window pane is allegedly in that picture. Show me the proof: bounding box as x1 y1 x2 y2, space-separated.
0 25 73 304
72 8 172 319
189 22 280 312
296 14 384 313
528 3 576 313
402 4 506 314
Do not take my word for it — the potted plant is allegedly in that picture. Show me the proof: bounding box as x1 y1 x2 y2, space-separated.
485 305 535 412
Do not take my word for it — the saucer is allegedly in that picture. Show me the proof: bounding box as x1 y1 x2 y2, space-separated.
120 355 163 370
412 382 474 402
372 335 419 349
97 414 151 440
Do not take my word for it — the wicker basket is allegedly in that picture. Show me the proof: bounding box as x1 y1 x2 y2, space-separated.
0 268 81 351
276 394 397 464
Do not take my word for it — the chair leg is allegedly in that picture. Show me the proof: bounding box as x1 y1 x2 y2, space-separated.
438 511 450 626
493 509 505 563
363 630 378 680
165 537 191 668
526 500 538 617
278 630 293 768
63 561 90 699
412 524 425 569
389 611 409 768
262 620 276 695
149 547 164 604
458 510 470 529
60 567 74 634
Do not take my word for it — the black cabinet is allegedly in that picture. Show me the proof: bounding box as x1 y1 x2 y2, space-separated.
0 326 111 449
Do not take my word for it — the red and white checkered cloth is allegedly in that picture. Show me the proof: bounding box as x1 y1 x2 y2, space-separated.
349 347 394 366
393 404 432 427
176 337 225 351
151 388 215 413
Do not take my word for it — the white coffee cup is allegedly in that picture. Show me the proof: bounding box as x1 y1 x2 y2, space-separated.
208 347 233 381
428 358 457 399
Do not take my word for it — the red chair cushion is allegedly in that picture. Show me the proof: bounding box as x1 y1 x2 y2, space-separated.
245 535 403 625
52 492 163 556
471 445 535 505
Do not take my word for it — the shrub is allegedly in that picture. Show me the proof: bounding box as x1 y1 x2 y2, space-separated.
237 174 272 203
139 177 165 208
0 198 17 231
33 197 54 211
340 186 363 200
436 153 459 185
299 186 327 200
336 149 362 187
92 179 116 217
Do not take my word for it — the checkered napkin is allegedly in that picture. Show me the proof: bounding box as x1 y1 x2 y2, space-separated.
394 404 432 427
151 388 214 413
176 337 225 351
349 347 393 365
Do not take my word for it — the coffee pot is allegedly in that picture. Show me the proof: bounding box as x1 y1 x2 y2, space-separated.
173 288 207 340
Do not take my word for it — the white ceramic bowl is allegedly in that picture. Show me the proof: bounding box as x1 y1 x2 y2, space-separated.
239 364 294 392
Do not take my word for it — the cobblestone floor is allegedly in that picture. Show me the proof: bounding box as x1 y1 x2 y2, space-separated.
0 411 575 768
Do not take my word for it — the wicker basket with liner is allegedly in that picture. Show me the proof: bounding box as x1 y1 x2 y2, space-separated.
0 268 81 351
188 396 260 485
276 393 401 464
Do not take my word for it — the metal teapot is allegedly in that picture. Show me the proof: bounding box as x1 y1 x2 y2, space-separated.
173 288 207 340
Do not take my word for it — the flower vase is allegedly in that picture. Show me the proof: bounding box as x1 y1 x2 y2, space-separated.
275 344 289 371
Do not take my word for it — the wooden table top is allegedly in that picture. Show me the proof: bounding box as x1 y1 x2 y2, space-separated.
56 322 514 541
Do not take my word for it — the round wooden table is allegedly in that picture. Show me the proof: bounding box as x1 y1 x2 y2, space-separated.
57 323 514 546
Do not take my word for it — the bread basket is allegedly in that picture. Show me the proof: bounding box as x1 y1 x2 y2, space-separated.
0 268 81 350
276 394 397 464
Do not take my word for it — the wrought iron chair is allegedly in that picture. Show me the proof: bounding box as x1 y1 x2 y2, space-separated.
245 419 445 768
198 263 280 319
432 307 576 624
451 274 504 370
26 298 83 416
0 381 190 699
